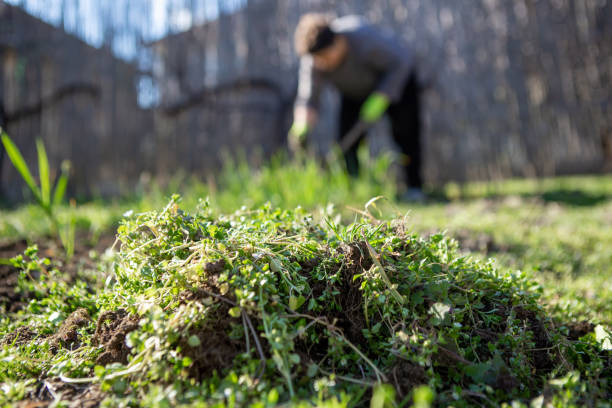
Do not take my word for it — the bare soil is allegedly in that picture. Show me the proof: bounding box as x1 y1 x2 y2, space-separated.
93 309 140 366
49 308 91 353
0 233 115 312
0 325 35 346
177 259 245 380
0 239 29 312
19 381 104 408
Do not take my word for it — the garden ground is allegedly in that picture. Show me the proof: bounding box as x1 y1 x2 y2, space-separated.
0 156 611 406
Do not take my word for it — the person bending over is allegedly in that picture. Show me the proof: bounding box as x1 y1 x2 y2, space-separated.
289 13 425 201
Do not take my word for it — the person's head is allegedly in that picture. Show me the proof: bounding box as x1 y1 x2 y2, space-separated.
294 13 347 71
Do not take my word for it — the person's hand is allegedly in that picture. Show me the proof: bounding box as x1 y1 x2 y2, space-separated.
288 106 317 152
288 121 309 152
360 92 390 123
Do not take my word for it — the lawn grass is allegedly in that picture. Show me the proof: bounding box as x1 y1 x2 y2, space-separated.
402 185 612 325
3 163 609 324
0 154 610 407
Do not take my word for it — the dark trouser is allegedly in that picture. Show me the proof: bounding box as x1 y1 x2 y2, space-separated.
339 74 423 189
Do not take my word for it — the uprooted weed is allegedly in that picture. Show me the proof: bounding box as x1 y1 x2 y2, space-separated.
1 196 610 407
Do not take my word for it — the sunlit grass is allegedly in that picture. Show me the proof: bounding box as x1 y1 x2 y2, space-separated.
1 151 611 406
1 156 611 326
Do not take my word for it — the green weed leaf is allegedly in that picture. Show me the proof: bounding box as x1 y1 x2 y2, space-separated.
370 384 395 408
228 307 241 318
36 139 51 207
413 386 435 408
595 325 612 350
52 160 70 206
1 132 42 205
289 295 306 311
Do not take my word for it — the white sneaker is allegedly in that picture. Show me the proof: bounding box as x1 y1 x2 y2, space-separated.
399 188 426 203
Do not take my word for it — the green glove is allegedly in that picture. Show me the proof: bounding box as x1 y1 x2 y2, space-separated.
360 92 390 123
288 121 309 151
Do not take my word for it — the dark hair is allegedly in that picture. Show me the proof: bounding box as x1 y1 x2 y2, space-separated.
294 13 336 56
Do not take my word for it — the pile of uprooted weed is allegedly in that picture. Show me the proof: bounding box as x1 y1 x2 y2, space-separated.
1 196 610 407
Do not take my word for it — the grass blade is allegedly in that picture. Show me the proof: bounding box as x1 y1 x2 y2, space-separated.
53 160 70 206
364 238 405 305
1 132 43 204
36 138 51 207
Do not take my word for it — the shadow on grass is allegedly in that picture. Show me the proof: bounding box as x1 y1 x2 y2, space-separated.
425 187 610 207
534 189 610 207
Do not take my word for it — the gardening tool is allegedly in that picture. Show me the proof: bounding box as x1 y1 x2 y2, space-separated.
333 91 390 153
337 119 373 154
320 120 376 176
324 119 377 166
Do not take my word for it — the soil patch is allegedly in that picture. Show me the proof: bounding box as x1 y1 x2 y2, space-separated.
203 259 226 275
565 320 595 340
19 380 104 408
93 309 139 365
390 360 427 398
334 242 371 345
515 307 555 372
1 326 36 346
178 303 243 380
0 239 29 312
0 233 116 313
295 242 373 363
49 308 91 352
178 278 245 380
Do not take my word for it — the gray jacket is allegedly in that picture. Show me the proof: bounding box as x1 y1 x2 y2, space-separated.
296 15 414 110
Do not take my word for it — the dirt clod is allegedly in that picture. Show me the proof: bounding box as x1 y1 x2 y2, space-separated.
204 259 226 274
295 242 373 362
335 242 371 345
566 321 595 340
178 302 243 380
49 308 91 352
390 360 427 397
515 307 554 371
93 309 139 365
1 326 36 346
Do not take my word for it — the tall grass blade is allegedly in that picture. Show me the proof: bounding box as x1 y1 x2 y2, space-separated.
53 161 70 206
1 132 43 204
36 138 51 207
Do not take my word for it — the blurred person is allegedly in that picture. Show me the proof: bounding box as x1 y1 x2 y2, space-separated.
289 13 425 202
